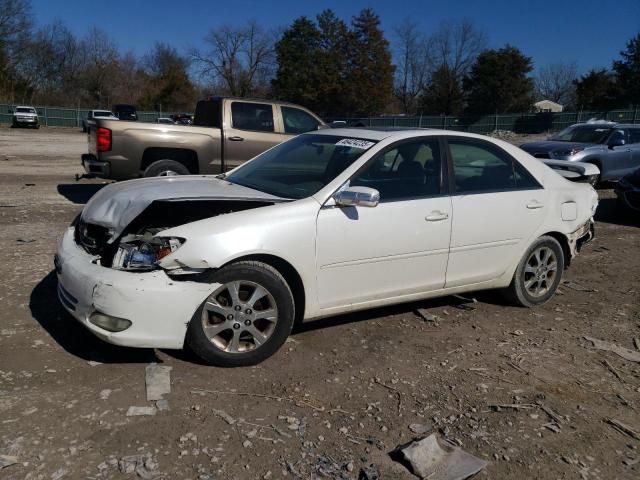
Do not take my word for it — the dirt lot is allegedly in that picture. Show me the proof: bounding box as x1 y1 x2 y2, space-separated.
1 126 639 480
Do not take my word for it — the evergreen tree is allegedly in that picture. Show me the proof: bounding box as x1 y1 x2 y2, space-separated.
613 33 640 106
346 8 395 116
463 45 534 113
271 17 322 109
574 69 620 111
419 65 464 115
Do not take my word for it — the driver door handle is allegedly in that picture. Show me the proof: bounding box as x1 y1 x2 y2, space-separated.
425 211 449 222
229 136 244 142
526 201 544 209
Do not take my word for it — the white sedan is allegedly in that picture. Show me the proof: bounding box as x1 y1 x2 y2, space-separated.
55 129 598 366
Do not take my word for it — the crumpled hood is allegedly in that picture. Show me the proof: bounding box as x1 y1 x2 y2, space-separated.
521 140 594 153
81 175 283 240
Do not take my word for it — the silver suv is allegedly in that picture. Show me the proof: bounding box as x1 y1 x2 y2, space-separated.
520 122 640 184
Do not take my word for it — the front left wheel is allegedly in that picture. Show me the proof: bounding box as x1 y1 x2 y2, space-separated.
186 261 295 367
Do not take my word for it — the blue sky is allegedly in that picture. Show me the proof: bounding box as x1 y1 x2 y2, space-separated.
30 0 640 74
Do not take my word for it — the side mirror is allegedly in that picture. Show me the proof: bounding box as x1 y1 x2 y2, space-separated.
334 186 380 208
608 137 625 148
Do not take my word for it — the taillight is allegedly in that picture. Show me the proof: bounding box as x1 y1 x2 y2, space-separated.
96 127 111 152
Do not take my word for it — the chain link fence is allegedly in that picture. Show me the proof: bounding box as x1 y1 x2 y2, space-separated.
2 103 640 133
0 104 181 128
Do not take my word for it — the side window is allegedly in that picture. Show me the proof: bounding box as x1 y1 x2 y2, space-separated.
350 139 441 201
282 106 319 134
449 140 537 193
628 128 640 145
231 102 274 133
608 129 626 145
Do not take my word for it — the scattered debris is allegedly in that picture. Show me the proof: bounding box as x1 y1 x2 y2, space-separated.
606 418 640 441
602 359 624 382
409 423 432 435
145 363 172 401
51 468 68 479
562 281 596 292
415 308 440 323
358 464 380 480
192 388 326 412
87 360 102 367
399 433 488 480
155 399 170 411
0 455 18 469
634 338 640 352
584 337 640 363
212 408 236 425
536 401 565 425
126 406 157 416
99 389 112 400
489 403 536 411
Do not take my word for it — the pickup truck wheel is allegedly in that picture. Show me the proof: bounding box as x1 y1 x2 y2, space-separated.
503 236 564 307
143 159 190 177
186 261 295 367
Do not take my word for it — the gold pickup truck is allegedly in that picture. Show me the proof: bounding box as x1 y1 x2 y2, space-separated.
81 97 326 179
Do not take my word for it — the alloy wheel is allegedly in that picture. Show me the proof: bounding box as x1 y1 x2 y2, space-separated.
523 246 558 298
201 281 278 353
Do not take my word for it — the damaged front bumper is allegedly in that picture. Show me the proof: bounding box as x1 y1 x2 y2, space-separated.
55 227 216 349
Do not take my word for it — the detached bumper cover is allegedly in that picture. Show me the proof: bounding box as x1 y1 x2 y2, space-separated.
567 219 595 257
55 227 215 349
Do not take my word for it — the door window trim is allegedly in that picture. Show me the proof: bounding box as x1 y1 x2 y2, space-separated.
442 136 543 196
329 136 450 204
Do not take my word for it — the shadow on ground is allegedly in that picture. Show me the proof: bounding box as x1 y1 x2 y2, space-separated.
29 270 159 364
595 197 640 228
57 183 107 204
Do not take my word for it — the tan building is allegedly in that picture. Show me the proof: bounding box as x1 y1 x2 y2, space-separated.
534 100 564 113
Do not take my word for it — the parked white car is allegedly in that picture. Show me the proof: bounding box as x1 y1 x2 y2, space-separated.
82 109 118 132
55 129 598 366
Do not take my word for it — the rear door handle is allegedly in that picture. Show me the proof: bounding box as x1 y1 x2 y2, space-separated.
425 211 449 222
229 136 244 142
526 201 544 209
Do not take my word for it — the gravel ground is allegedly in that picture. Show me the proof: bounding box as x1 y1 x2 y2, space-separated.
0 126 639 480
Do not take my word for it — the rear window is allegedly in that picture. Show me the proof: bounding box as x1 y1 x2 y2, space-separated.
231 102 274 132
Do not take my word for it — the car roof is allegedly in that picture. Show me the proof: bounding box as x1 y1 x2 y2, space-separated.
309 127 495 142
15 105 36 109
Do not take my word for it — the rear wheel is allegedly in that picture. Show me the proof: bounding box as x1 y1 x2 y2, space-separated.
186 261 295 367
143 159 190 177
504 236 564 307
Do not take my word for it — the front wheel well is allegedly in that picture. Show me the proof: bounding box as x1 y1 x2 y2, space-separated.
541 231 571 268
141 148 199 174
223 254 306 328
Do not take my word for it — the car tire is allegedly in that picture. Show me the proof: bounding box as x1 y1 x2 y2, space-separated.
186 261 295 367
503 235 564 307
143 159 190 177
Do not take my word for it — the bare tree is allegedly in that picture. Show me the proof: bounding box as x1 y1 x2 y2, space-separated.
79 27 120 106
419 19 487 115
191 21 275 97
0 0 32 57
393 18 428 114
535 61 578 106
427 19 487 79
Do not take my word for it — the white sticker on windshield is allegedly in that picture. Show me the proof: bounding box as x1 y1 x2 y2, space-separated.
335 138 375 149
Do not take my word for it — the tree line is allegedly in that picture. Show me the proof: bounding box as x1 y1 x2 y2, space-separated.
1 0 640 117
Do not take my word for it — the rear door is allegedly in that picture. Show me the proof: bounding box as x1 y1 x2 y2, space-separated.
224 101 285 171
445 137 547 288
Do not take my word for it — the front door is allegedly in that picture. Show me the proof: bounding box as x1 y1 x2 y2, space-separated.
316 137 452 309
603 128 632 180
444 138 548 287
224 101 285 171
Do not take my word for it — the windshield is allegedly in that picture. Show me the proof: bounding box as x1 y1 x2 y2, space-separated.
16 107 35 113
551 125 612 143
226 134 377 199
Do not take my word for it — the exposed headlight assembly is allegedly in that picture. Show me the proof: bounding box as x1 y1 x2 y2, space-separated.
112 237 184 271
